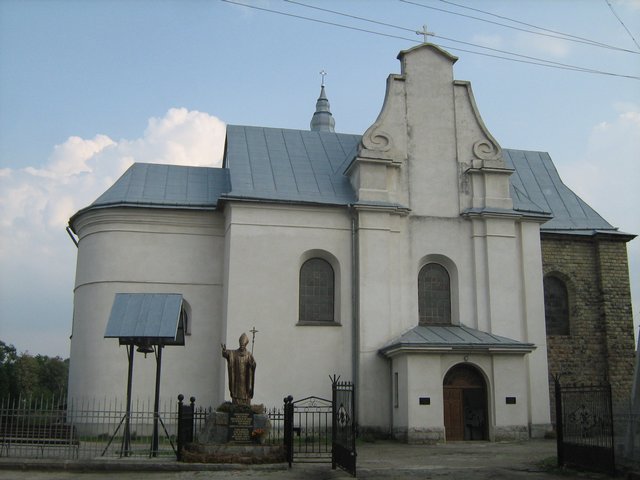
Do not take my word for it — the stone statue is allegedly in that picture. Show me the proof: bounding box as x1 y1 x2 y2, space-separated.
221 333 256 406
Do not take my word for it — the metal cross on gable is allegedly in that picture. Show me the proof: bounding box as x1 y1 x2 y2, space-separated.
416 24 435 43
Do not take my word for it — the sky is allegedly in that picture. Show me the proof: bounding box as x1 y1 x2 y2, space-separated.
0 0 639 359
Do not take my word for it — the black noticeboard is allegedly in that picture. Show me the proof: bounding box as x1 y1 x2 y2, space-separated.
228 412 254 443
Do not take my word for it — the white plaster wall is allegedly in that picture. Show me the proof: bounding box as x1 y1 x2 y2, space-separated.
68 208 226 408
491 355 529 428
222 203 353 408
518 222 552 432
357 210 406 430
402 47 459 218
405 355 445 434
392 356 409 431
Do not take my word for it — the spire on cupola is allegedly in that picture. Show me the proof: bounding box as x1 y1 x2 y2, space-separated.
310 70 335 132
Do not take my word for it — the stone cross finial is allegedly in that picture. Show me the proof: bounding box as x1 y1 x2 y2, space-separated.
416 24 435 43
320 69 327 87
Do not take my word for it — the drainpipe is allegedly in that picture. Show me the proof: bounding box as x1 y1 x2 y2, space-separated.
350 207 360 426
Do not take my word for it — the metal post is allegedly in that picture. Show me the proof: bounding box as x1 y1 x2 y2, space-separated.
331 377 337 470
177 394 184 461
151 344 163 457
123 344 134 457
554 376 563 468
284 395 293 468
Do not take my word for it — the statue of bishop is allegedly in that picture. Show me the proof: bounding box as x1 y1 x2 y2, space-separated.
221 333 256 406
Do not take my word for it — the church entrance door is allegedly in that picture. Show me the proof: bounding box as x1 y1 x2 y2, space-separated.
443 364 487 441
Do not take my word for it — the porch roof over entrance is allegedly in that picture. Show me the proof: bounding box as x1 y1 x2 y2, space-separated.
379 325 535 357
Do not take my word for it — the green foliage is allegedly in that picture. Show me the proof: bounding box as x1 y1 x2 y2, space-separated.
0 340 68 400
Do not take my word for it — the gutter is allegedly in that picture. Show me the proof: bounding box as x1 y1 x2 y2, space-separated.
66 226 79 248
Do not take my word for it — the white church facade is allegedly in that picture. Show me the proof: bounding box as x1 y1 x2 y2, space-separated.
67 44 635 443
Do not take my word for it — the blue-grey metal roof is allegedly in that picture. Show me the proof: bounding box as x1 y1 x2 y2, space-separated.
89 163 229 210
222 125 359 205
503 149 617 234
104 293 185 344
71 125 625 238
379 324 535 357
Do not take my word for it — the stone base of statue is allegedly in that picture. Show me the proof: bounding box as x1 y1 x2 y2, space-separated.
181 402 284 464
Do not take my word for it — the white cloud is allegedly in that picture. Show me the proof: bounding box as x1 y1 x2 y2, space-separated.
558 106 640 338
0 108 226 357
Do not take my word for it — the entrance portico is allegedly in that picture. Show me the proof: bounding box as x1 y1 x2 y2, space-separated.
380 325 536 443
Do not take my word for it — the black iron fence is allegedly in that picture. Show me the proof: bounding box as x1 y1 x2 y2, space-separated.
0 393 284 460
555 381 615 475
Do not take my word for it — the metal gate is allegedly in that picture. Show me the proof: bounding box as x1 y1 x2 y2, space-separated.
284 395 333 464
555 379 615 475
332 377 356 476
284 376 356 476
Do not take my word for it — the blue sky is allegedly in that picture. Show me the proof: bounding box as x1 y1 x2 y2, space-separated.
0 0 639 358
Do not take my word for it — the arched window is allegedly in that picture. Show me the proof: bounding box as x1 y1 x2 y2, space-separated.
418 263 451 325
299 258 335 323
543 275 570 335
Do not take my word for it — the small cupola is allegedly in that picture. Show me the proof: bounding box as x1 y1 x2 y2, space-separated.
310 70 335 132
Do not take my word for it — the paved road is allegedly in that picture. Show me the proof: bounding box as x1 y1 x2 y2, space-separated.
0 440 609 479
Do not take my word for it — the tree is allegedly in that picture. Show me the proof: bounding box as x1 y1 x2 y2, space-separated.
0 341 18 398
0 341 69 400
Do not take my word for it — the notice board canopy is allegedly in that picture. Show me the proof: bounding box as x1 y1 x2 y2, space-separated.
104 293 186 347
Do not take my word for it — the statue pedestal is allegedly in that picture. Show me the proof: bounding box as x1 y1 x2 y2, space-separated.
182 403 284 464
199 409 270 444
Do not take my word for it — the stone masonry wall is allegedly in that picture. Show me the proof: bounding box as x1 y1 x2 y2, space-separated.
596 240 635 408
541 234 635 420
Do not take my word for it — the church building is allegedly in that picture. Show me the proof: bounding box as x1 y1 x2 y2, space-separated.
67 43 635 443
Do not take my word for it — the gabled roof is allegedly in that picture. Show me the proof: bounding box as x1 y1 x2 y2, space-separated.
379 324 535 357
70 126 626 238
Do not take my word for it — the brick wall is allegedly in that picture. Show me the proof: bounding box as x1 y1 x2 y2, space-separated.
541 234 635 419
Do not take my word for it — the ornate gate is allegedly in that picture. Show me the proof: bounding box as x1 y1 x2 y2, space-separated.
284 395 333 464
283 376 356 476
555 379 615 475
332 377 356 476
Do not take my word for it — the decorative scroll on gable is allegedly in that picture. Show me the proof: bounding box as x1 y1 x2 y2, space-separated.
454 80 513 211
454 81 504 169
473 138 502 162
357 74 407 162
361 127 393 153
345 73 409 207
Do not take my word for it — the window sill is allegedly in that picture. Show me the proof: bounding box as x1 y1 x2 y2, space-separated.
296 321 341 327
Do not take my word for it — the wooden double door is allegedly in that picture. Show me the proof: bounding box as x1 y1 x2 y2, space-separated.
443 364 488 441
